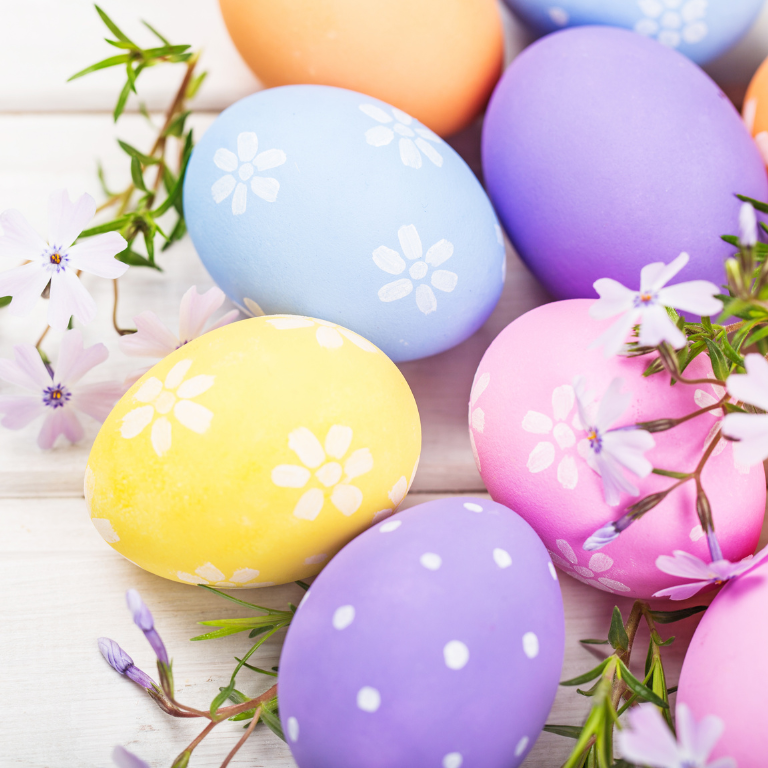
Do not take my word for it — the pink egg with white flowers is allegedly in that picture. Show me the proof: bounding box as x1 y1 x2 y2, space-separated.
469 299 766 598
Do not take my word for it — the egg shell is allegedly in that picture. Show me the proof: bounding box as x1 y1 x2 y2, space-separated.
85 316 421 587
501 0 765 64
676 557 768 767
184 85 506 364
482 26 767 302
278 496 565 768
217 0 503 137
469 299 766 598
744 52 768 164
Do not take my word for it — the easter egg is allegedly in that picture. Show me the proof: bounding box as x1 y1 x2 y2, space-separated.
743 53 768 164
217 0 503 137
184 85 506 364
482 26 767 302
468 299 766 598
85 316 421 587
501 0 765 64
676 556 768 767
278 496 565 768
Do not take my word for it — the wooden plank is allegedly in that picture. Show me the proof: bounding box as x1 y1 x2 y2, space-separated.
0 113 551 497
0 492 719 767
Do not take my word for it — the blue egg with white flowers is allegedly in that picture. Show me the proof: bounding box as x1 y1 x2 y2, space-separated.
502 0 765 64
183 85 505 362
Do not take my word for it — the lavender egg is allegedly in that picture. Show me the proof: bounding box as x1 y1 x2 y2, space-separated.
278 497 565 768
482 26 767 301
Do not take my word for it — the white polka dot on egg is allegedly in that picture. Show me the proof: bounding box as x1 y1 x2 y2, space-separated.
522 632 539 659
493 548 512 568
357 686 381 712
420 552 442 570
442 752 463 768
332 604 355 630
380 520 401 533
287 716 299 742
463 502 483 512
515 735 529 757
443 640 470 670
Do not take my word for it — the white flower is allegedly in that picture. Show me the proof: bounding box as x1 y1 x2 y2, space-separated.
374 225 458 315
0 190 128 330
522 384 580 490
359 104 443 169
265 315 379 352
739 202 758 247
574 377 655 506
119 359 214 457
549 539 631 593
618 702 735 768
176 562 264 588
0 329 125 449
468 371 491 472
722 353 768 466
635 0 708 49
694 384 750 474
271 425 373 520
211 132 286 216
590 253 723 357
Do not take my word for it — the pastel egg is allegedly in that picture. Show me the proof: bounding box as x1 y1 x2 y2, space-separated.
184 85 506 363
482 26 767 301
217 0 503 136
501 0 764 64
85 316 421 587
278 497 565 768
677 557 768 767
469 299 766 598
743 52 768 164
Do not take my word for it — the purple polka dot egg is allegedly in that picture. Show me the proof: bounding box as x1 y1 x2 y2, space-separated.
278 496 565 768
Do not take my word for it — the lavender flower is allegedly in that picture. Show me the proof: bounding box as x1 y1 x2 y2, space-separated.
98 637 155 690
113 745 151 768
653 547 768 600
739 201 758 247
617 702 735 768
126 589 168 665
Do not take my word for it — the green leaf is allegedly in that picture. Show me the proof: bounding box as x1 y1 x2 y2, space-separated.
161 216 186 250
718 333 744 368
68 53 131 81
131 156 147 191
608 607 628 652
295 580 311 591
743 323 768 349
186 70 208 100
117 139 158 165
125 61 138 94
197 584 285 613
649 605 707 624
0 296 11 308
736 194 768 215
617 660 668 708
580 638 610 645
190 625 263 642
236 658 278 677
79 215 131 237
117 247 162 271
143 44 192 58
543 724 583 739
561 658 611 686
142 19 170 45
210 683 235 719
651 468 689 480
260 698 285 741
722 234 739 246
114 78 132 122
95 5 135 44
703 338 729 381
164 110 190 138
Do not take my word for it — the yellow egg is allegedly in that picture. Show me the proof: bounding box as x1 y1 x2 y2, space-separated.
85 316 421 587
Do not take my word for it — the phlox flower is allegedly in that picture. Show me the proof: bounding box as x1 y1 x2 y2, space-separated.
722 353 768 466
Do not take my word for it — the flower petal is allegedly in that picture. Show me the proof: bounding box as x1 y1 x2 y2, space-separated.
0 343 52 390
288 427 325 468
38 407 83 448
120 405 154 438
165 359 193 390
359 104 393 123
232 183 248 215
151 416 172 456
602 429 655 477
378 278 413 302
389 476 408 507
344 447 373 479
0 209 47 260
557 455 578 489
207 308 239 332
415 284 437 314
589 310 639 357
120 311 179 358
522 411 553 434
365 126 394 146
617 704 683 765
338 328 378 352
399 138 421 168
214 148 238 173
178 286 226 342
54 329 108 386
470 372 490 406
237 132 259 162
595 378 631 432
655 550 714 579
272 464 311 488
656 280 723 316
293 487 324 520
212 174 236 203
254 149 286 171
331 484 363 516
71 381 125 422
595 451 638 506
47 190 95 248
67 233 129 278
646 252 689 292
589 278 636 319
415 138 443 167
398 225 422 261
527 441 555 472
251 177 279 202
431 270 458 293
723 412 768 466
373 245 406 275
316 326 343 348
48 268 97 329
0 395 45 429
425 239 453 267
325 424 353 459
176 374 214 399
726 354 768 411
552 384 575 421
652 580 711 600
134 377 163 403
174 400 213 434
0 262 50 317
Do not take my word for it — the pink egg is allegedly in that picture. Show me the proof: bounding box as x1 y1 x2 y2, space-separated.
676 558 768 767
469 299 765 598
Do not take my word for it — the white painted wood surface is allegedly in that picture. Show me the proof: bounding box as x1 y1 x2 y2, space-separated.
2 3 767 766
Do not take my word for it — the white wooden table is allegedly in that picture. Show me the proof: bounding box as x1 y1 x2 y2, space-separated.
3 3 768 766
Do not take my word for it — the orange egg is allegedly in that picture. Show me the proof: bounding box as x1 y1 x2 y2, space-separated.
217 0 504 137
744 56 768 164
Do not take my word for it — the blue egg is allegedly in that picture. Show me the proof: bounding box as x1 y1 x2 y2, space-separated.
502 0 765 64
183 85 505 363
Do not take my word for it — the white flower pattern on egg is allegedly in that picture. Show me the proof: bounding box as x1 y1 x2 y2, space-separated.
272 426 374 520
694 384 751 475
634 0 708 49
374 225 458 315
176 562 263 588
549 539 631 593
371 456 420 524
120 359 214 457
211 131 286 216
265 315 379 352
468 371 490 472
359 104 444 169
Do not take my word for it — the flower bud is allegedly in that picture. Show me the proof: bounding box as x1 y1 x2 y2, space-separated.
98 637 156 690
725 258 745 295
583 522 619 551
126 589 169 665
636 418 677 433
113 745 151 768
739 201 758 247
656 343 680 376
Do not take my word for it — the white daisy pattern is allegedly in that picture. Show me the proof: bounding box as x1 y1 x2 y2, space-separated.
211 131 286 216
634 0 708 49
522 385 580 490
176 563 265 588
549 539 631 593
265 315 379 352
359 104 444 169
272 426 373 520
468 371 491 472
694 384 751 475
119 359 214 458
371 457 420 524
374 225 458 315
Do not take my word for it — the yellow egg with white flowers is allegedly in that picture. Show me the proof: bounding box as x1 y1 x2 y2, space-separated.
85 315 421 587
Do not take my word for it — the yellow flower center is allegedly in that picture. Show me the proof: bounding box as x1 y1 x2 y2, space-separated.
49 252 62 265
